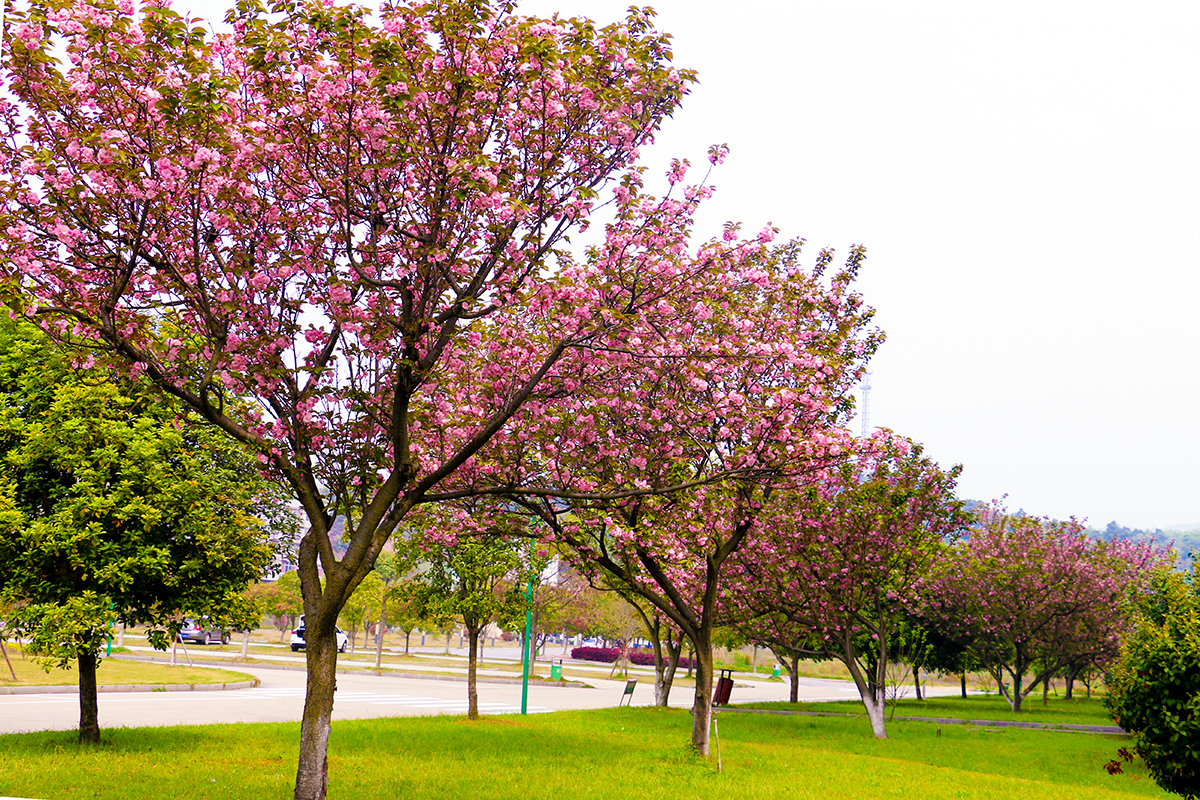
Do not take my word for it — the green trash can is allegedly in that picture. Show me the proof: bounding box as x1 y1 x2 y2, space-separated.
771 664 780 679
551 658 563 680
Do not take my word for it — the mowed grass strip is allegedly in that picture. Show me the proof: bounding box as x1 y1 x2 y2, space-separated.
0 706 1164 799
0 646 254 687
740 694 1116 726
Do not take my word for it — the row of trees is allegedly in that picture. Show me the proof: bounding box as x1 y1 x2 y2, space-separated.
0 303 1172 781
320 443 1167 747
534 450 1168 741
919 506 1167 712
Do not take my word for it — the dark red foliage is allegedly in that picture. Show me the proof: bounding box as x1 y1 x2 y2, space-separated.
571 646 694 669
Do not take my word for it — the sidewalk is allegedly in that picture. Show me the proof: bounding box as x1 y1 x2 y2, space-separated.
114 641 782 687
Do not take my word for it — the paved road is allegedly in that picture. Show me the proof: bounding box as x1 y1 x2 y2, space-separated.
0 662 961 735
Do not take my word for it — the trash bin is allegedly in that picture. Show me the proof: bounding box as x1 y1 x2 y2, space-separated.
713 668 734 706
551 658 563 680
771 664 781 679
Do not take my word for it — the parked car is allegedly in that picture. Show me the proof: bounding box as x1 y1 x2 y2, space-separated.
290 616 349 653
176 620 230 646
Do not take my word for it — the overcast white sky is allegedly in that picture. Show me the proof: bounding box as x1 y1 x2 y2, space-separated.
511 0 1200 530
172 0 1198 528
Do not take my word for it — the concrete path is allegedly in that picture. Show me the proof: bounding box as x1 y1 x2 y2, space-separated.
0 658 965 735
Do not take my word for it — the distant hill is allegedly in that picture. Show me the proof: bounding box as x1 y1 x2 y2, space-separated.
958 499 1198 570
1084 521 1200 571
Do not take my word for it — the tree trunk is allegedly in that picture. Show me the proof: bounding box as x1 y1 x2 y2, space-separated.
647 620 667 705
77 652 100 744
960 671 967 699
690 632 714 756
608 643 626 680
629 603 679 707
404 630 410 655
913 664 923 700
840 636 888 739
1 640 16 681
658 645 681 707
374 593 388 670
241 629 251 659
467 622 480 720
528 606 541 660
655 633 682 707
117 623 125 647
769 648 801 703
1010 672 1023 712
293 624 339 800
862 685 888 738
1064 665 1077 700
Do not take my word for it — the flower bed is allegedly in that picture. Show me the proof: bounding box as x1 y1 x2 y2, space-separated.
571 646 694 670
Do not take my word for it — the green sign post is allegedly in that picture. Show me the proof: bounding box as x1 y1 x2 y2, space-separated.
520 574 533 715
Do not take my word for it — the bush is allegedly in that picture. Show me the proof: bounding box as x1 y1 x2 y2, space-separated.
571 646 694 670
1106 568 1200 799
570 646 618 663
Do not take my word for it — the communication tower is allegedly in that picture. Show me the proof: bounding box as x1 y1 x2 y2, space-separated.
859 370 872 438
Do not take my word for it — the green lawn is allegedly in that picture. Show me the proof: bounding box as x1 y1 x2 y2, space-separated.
739 694 1117 726
0 645 255 687
0 706 1163 799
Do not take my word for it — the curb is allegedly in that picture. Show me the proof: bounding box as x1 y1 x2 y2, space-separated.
117 655 590 688
718 707 1127 734
0 679 259 696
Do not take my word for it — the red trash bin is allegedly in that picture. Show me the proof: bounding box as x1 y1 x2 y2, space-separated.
713 668 734 706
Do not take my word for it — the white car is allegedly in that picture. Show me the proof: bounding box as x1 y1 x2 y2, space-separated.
289 616 348 653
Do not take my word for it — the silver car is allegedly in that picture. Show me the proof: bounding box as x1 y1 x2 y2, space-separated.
176 620 230 646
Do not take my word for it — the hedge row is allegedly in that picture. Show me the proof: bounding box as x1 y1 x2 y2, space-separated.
570 646 695 670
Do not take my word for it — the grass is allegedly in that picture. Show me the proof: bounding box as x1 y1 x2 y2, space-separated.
0 645 255 687
738 694 1117 726
0 706 1165 799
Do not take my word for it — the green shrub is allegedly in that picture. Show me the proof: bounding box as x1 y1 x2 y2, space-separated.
1106 567 1200 799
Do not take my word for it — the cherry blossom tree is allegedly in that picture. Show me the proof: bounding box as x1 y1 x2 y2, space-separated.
919 502 1168 712
728 434 967 738
513 237 881 754
0 0 733 794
